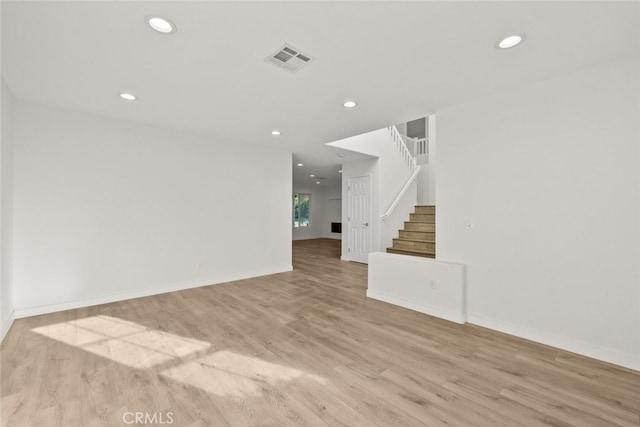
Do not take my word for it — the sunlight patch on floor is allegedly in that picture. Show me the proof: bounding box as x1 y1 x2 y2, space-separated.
160 350 326 398
31 316 326 398
31 315 211 369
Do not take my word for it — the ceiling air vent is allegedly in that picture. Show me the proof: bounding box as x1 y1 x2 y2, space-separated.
265 43 315 73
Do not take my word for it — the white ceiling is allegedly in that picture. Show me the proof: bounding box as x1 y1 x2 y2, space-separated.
3 1 639 187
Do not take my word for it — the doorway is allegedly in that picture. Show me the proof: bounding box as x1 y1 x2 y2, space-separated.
347 175 371 263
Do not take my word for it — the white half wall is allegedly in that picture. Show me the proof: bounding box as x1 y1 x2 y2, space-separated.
437 56 640 369
13 102 292 316
368 252 465 324
1 79 16 341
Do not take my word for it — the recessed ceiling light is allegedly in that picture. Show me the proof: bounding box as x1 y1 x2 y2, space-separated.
310 174 315 177
297 163 303 167
271 130 281 136
342 100 358 108
316 181 321 184
338 170 342 173
146 15 177 34
496 34 526 49
119 92 137 101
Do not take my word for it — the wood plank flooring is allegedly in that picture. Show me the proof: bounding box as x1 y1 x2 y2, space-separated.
1 238 639 426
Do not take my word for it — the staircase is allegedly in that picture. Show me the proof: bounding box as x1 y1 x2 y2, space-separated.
386 205 435 258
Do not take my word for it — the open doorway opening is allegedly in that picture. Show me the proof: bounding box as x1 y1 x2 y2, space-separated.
291 156 344 261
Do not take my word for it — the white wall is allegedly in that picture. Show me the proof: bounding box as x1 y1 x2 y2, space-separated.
416 166 430 206
13 102 292 316
426 114 437 206
1 79 16 340
323 184 342 240
437 56 640 369
417 114 436 206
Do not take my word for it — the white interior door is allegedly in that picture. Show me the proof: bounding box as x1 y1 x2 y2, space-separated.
348 175 371 263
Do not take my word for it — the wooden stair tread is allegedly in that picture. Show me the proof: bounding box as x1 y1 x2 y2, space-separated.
389 205 436 258
387 247 435 254
393 237 434 243
391 238 435 252
414 206 435 215
398 231 435 242
386 247 436 258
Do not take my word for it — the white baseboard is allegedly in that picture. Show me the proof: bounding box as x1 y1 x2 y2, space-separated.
14 265 293 319
367 289 466 324
292 235 324 241
322 234 342 240
467 314 640 371
1 311 15 344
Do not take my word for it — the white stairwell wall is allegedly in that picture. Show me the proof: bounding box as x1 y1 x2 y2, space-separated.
380 179 418 256
329 127 416 257
331 122 467 326
417 114 436 206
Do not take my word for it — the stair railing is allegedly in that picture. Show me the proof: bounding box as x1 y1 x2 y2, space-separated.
387 126 417 171
380 125 422 220
414 137 428 157
380 166 421 220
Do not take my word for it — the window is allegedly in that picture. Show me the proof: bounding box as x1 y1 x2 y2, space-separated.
292 193 310 227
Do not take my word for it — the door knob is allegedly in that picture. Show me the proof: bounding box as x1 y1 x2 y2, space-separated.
364 222 369 226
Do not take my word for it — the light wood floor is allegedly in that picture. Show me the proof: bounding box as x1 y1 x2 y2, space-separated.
1 238 639 426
